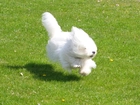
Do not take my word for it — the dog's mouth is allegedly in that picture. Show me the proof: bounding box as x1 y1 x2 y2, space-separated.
75 57 82 59
89 55 93 58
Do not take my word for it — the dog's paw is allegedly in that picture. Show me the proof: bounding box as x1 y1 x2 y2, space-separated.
80 69 91 76
86 59 96 69
91 62 96 69
80 71 88 76
72 64 81 68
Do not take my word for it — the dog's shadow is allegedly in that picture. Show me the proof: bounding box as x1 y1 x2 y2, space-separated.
7 63 81 82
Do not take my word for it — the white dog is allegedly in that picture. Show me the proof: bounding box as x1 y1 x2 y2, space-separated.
42 12 97 76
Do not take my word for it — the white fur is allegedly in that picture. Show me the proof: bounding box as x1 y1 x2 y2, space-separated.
42 12 97 76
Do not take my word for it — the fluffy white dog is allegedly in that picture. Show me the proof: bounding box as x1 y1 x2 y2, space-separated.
42 12 97 76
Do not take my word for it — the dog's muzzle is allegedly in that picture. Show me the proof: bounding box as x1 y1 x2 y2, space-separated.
89 51 95 58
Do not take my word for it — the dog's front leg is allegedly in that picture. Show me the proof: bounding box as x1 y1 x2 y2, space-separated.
59 55 80 71
80 59 96 76
70 57 81 68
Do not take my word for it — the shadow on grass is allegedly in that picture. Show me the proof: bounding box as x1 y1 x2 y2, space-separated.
6 63 81 82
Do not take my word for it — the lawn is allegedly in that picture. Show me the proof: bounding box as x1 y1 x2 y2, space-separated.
0 0 140 105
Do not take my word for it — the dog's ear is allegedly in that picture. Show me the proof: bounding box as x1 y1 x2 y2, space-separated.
71 26 78 36
71 26 84 38
71 26 79 32
71 26 89 37
71 26 90 42
71 26 80 42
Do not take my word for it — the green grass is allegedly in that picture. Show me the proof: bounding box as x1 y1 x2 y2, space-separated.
0 0 140 105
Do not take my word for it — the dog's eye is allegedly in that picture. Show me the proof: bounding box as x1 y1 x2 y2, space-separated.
79 47 86 51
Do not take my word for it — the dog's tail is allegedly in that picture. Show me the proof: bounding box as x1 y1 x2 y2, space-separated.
42 12 62 38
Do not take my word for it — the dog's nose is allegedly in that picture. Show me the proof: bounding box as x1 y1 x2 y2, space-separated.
92 51 95 54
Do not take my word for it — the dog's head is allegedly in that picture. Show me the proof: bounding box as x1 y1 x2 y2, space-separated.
71 27 97 58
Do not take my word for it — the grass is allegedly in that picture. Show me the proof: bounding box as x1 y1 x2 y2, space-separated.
0 0 140 104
